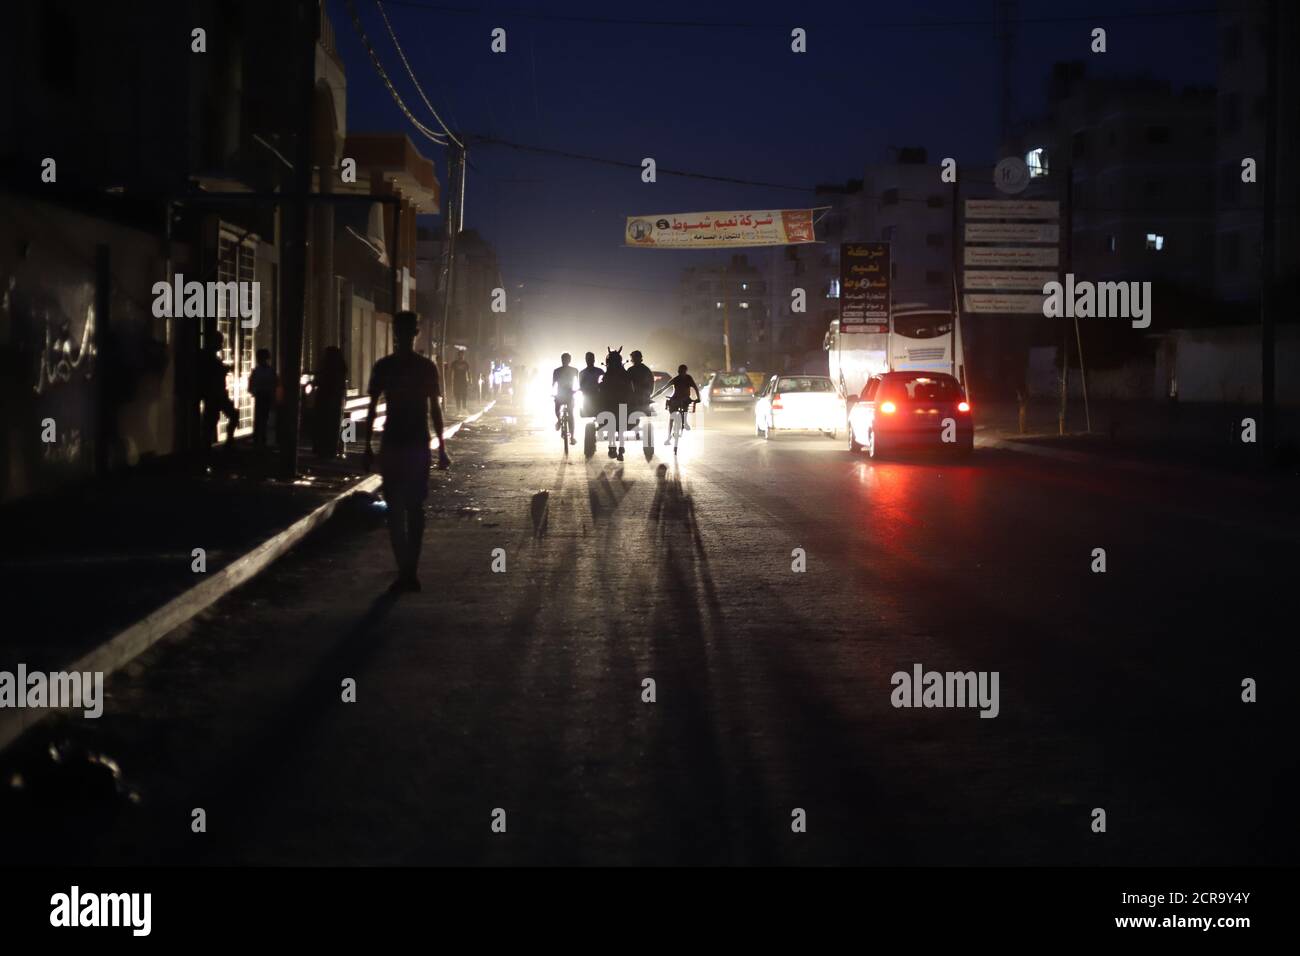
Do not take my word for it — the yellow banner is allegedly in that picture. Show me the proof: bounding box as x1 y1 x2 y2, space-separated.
625 209 818 248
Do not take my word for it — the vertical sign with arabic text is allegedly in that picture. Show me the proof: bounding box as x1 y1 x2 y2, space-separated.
840 242 890 331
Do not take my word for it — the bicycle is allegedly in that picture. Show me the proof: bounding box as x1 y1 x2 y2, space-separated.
666 399 698 454
558 398 575 453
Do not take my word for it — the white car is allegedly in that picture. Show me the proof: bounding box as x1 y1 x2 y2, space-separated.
754 374 844 440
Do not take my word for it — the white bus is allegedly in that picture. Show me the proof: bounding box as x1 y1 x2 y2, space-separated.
888 302 966 386
826 301 966 401
824 319 889 402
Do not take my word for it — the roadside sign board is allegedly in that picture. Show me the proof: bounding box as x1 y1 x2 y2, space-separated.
963 293 1047 314
964 222 1059 244
965 199 1060 219
840 242 891 324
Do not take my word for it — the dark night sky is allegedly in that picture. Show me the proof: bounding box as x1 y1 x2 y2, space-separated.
330 0 1217 352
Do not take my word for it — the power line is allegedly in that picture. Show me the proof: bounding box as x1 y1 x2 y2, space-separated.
374 0 464 148
381 1 1217 31
343 0 449 146
467 134 818 192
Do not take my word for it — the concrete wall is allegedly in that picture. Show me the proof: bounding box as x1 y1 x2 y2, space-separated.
0 196 172 502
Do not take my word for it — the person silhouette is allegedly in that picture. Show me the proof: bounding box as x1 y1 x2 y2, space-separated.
362 311 450 593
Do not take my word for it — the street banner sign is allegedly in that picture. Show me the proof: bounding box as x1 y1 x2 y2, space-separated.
624 209 818 248
964 199 1060 220
963 293 1047 314
963 269 1058 291
840 242 891 324
964 246 1059 268
964 222 1059 244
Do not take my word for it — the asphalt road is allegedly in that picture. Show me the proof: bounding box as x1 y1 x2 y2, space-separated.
3 399 1295 865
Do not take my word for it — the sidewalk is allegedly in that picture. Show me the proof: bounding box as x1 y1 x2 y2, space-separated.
0 400 495 676
974 399 1300 479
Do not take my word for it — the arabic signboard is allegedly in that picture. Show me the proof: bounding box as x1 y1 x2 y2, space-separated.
964 199 1061 220
624 209 818 249
840 242 891 325
963 293 1047 314
964 222 1059 244
962 269 1058 291
964 246 1059 268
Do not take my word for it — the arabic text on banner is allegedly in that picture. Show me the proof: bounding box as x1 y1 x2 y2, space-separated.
625 210 818 248
840 242 891 324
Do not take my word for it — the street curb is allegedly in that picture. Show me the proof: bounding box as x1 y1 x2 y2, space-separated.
0 402 495 754
976 434 1275 491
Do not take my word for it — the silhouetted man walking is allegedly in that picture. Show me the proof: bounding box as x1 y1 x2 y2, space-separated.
363 311 450 593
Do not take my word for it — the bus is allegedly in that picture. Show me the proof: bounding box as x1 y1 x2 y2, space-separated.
825 300 966 401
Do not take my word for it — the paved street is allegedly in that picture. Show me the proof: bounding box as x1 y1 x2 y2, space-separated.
4 400 1294 866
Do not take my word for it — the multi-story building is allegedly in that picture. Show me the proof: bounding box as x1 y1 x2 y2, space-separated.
676 255 770 371
1214 0 1300 307
0 1 440 499
1004 63 1217 297
857 148 957 312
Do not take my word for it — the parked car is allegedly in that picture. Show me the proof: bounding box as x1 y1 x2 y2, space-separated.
701 371 756 411
754 374 844 440
847 371 973 458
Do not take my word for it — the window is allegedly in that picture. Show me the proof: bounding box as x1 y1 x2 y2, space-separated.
829 278 841 298
1026 147 1049 178
1146 233 1165 251
777 377 834 393
893 313 952 339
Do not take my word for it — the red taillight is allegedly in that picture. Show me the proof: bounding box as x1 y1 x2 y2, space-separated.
771 393 783 410
744 386 754 393
957 401 970 413
880 400 897 414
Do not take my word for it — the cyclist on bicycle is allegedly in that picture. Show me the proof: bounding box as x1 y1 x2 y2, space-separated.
553 352 579 443
665 363 701 431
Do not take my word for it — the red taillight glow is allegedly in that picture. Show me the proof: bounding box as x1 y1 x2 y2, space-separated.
880 400 897 414
771 394 783 410
957 401 970 412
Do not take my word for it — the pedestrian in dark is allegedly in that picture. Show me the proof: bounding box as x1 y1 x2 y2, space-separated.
313 345 348 459
450 350 471 411
199 333 237 449
362 311 450 593
248 348 277 449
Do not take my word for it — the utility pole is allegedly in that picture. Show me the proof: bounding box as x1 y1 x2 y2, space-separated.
722 289 732 372
277 0 319 480
1260 0 1279 456
438 144 464 383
